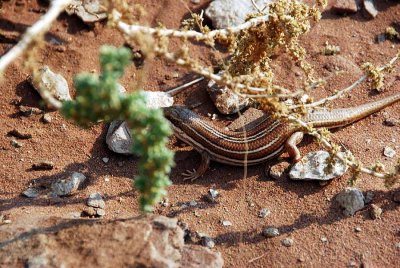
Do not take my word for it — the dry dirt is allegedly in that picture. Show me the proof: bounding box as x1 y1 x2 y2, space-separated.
1 0 400 267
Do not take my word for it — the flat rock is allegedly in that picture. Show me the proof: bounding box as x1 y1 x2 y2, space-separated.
332 0 358 14
289 151 348 181
51 172 86 196
205 0 272 29
336 187 365 216
65 0 107 23
22 188 39 198
31 66 71 103
0 215 224 267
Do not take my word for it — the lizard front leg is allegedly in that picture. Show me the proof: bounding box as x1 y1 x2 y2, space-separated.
285 131 304 162
182 150 211 181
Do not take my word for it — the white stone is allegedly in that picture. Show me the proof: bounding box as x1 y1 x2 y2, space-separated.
205 0 272 29
363 0 378 18
289 151 348 181
383 146 396 158
141 91 174 109
65 0 107 23
31 66 71 102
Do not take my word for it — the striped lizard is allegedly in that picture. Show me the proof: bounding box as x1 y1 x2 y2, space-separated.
164 92 400 181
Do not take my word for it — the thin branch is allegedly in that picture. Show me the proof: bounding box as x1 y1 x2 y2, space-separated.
289 53 400 110
0 0 73 74
114 10 270 42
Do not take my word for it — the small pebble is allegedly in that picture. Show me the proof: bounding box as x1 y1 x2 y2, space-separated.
207 189 219 202
87 192 105 209
102 157 109 163
395 242 400 249
189 200 198 207
392 190 400 203
42 114 52 123
82 207 97 217
354 226 362 232
22 188 39 198
369 204 382 220
191 0 200 4
281 238 294 247
262 227 280 238
383 146 396 158
96 208 106 217
258 208 271 218
32 161 54 170
321 236 328 243
222 220 232 227
10 139 22 148
268 162 289 180
3 219 12 224
201 236 215 249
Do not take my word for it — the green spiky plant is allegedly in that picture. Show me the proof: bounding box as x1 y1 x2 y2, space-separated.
61 46 174 212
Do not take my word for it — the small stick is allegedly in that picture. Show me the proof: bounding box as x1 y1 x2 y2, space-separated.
166 76 205 96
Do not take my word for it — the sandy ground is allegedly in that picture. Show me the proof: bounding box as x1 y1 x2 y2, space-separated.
0 0 400 267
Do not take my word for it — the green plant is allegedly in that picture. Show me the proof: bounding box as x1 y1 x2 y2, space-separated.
61 46 174 212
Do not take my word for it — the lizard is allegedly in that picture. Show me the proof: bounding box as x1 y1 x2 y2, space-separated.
164 92 400 181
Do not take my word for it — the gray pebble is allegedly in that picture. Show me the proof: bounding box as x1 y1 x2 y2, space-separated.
42 113 52 123
336 187 365 216
87 192 105 209
51 172 86 196
281 238 294 247
96 208 106 217
191 0 200 4
11 139 22 148
189 200 198 207
22 187 39 198
258 208 271 218
383 146 396 158
262 227 280 238
207 188 219 202
201 236 215 249
354 226 362 232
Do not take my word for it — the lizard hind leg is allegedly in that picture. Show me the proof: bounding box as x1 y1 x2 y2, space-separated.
181 151 211 181
285 131 304 162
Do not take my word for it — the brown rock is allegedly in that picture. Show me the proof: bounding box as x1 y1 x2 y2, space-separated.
369 204 382 220
333 0 358 14
0 215 224 268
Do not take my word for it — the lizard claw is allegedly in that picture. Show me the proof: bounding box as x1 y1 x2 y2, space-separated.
182 168 199 181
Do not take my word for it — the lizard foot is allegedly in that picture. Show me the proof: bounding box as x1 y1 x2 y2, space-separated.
182 169 200 181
